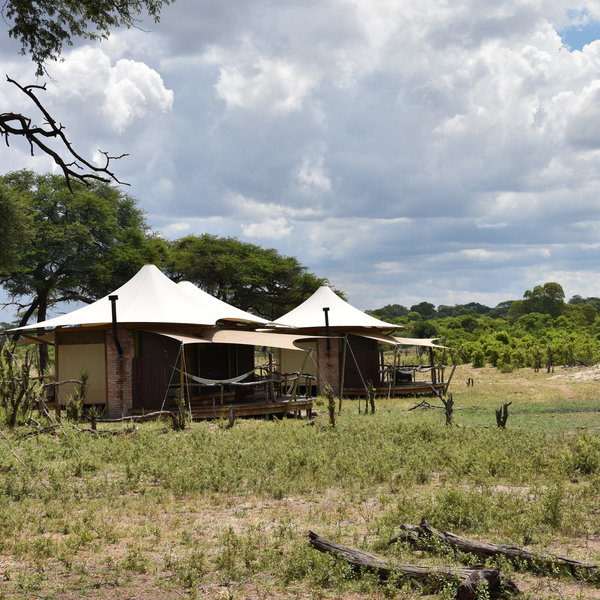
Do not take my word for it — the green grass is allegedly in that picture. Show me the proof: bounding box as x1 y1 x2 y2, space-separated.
0 365 598 599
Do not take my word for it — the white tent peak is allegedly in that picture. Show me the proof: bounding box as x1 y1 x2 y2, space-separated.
276 285 400 330
177 281 267 324
11 264 266 331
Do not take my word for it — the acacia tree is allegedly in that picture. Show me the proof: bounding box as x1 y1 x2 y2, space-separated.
0 179 29 270
168 234 330 320
1 0 174 186
0 170 167 368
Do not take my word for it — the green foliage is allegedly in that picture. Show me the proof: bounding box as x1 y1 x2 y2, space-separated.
0 342 39 427
0 381 598 598
168 234 331 319
0 170 166 330
3 0 173 75
372 282 600 371
410 301 437 319
366 303 408 321
0 180 29 271
523 282 565 318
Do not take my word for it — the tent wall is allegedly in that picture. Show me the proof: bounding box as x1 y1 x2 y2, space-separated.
343 334 380 390
279 343 317 377
195 343 254 401
279 342 318 394
56 330 107 405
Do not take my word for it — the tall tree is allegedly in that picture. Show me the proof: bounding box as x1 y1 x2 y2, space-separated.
168 234 330 320
523 282 565 318
0 179 29 271
0 170 166 364
1 0 174 185
410 301 437 319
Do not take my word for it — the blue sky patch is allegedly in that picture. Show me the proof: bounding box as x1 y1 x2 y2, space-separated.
560 16 600 50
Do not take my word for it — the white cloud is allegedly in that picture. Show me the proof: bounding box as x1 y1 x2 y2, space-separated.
7 0 600 321
46 47 173 133
208 42 317 113
296 156 332 192
164 222 191 235
241 217 293 239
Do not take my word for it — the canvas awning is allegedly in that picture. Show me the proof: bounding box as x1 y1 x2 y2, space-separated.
352 331 447 348
393 337 447 349
145 329 318 351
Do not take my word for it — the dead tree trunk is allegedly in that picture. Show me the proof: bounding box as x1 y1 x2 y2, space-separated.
367 380 376 414
308 531 519 600
495 402 511 428
442 393 454 425
325 385 335 427
390 519 597 578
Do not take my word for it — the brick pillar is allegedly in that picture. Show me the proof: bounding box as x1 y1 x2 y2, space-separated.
105 329 135 418
316 337 341 395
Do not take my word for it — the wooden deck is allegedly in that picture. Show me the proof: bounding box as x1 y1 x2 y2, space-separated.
343 381 447 398
188 398 314 419
132 395 314 420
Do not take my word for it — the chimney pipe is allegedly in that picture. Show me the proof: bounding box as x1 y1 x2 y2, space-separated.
108 295 123 355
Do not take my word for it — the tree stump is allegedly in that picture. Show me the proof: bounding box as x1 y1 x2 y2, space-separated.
495 402 511 428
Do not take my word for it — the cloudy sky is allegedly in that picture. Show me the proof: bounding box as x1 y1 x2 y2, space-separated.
2 0 600 319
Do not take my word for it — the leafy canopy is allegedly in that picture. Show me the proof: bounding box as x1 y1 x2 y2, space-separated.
3 0 173 75
168 234 330 320
0 170 166 329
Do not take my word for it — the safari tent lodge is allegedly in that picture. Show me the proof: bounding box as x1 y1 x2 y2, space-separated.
274 286 450 398
11 265 316 419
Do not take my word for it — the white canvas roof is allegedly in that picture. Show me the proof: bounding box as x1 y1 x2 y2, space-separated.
276 286 400 330
11 264 267 331
177 281 267 325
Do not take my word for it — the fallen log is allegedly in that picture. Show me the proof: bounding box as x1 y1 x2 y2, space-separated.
72 425 138 436
96 411 181 429
390 519 597 578
308 531 519 600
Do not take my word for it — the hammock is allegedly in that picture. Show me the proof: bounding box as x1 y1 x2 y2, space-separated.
179 367 302 387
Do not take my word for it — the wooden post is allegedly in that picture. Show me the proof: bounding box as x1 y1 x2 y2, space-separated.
338 335 347 414
179 348 185 407
429 348 437 385
268 351 276 403
388 346 398 399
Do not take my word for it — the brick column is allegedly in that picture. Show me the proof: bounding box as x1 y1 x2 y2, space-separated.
105 329 135 418
316 337 341 395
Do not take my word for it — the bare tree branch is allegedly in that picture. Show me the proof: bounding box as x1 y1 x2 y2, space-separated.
1 76 129 189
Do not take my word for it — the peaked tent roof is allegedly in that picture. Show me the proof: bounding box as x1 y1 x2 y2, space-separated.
276 285 399 330
11 265 266 331
177 281 267 325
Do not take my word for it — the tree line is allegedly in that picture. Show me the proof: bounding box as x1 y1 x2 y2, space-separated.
369 282 600 370
0 170 329 330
